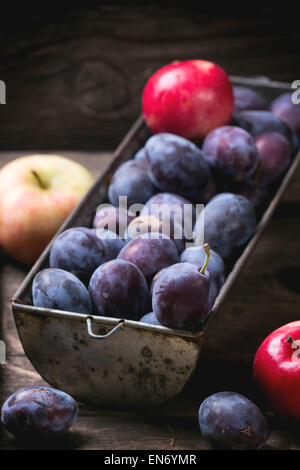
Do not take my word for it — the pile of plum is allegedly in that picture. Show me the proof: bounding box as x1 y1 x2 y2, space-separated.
32 87 299 332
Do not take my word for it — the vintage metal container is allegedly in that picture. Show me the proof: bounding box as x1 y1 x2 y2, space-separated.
11 76 300 409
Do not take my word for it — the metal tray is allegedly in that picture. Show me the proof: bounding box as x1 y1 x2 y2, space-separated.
11 76 300 409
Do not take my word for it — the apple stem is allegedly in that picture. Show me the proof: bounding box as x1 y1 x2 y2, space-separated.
199 243 210 274
287 336 300 349
32 170 47 189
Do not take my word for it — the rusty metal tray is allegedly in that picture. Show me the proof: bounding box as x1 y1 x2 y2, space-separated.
11 76 300 409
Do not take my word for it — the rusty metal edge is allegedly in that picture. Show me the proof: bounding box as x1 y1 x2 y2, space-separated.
11 76 299 343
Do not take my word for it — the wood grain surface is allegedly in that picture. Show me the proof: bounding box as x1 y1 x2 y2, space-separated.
0 4 299 150
0 150 300 450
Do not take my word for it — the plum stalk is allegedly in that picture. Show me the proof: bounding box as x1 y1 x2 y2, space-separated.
199 243 210 274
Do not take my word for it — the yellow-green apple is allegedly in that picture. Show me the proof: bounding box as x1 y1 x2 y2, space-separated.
0 154 94 263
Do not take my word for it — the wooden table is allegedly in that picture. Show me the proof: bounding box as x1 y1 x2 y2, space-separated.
0 150 300 450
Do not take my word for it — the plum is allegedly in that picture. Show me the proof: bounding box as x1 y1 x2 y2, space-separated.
32 268 92 315
134 147 147 163
230 180 268 209
202 126 258 182
145 133 210 200
195 193 256 258
271 92 300 138
117 232 179 282
93 206 135 238
233 86 267 113
49 227 106 284
237 110 299 154
108 160 156 208
152 245 218 330
1 386 78 438
95 229 125 261
89 259 150 320
198 391 268 450
141 192 196 240
139 312 161 326
254 132 291 184
180 246 225 290
126 214 185 254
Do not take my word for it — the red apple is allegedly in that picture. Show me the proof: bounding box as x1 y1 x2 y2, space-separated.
142 60 233 140
0 155 94 263
253 321 300 419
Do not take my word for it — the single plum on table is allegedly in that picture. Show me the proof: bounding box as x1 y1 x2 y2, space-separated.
1 386 78 439
198 391 268 450
117 233 178 282
180 246 225 290
152 245 218 330
95 229 125 261
194 193 256 258
32 268 92 315
108 159 156 208
93 206 135 238
145 133 210 200
271 93 300 138
139 312 161 326
49 227 106 284
89 259 150 320
126 214 185 254
233 86 267 113
254 132 291 185
237 110 299 154
202 126 258 182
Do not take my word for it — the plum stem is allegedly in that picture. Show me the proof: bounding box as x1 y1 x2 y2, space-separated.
32 170 47 189
287 336 300 349
199 243 210 274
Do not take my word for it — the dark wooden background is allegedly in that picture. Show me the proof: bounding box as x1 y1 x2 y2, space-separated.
0 4 299 150
0 3 300 450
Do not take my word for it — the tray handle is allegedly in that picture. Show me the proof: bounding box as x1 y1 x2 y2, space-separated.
87 317 124 340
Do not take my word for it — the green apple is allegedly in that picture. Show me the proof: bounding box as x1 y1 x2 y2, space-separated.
0 154 94 263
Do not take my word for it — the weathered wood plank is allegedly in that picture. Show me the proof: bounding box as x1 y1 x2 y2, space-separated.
0 5 299 150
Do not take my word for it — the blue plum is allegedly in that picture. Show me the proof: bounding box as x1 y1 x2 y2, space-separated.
141 192 196 230
198 391 268 450
117 232 179 282
195 193 256 258
126 214 185 254
108 160 156 207
152 260 218 330
89 259 150 320
145 133 210 200
237 110 299 154
1 386 78 438
202 126 258 182
32 268 92 315
233 86 267 113
180 246 225 290
134 147 147 163
95 229 125 261
230 180 268 209
139 312 161 326
49 227 106 284
271 93 300 138
254 132 291 185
